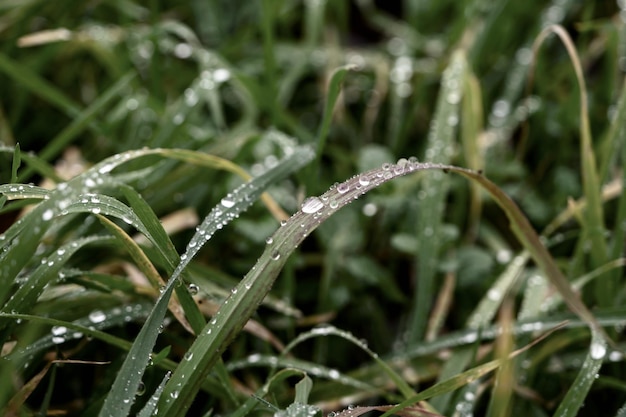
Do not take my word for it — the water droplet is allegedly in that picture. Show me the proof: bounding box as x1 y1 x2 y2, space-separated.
280 219 287 226
329 199 338 209
42 209 54 221
446 91 461 104
301 196 324 214
337 183 350 194
231 287 238 294
265 236 273 244
89 310 106 324
137 381 146 396
51 326 67 336
271 251 281 260
382 162 391 171
362 203 377 217
184 351 194 361
590 341 607 360
188 284 199 295
358 175 370 186
220 197 235 208
487 289 500 301
213 68 231 83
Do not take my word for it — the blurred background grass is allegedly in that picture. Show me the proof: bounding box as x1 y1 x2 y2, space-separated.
1 0 625 416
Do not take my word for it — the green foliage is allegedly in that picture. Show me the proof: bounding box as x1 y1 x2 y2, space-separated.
1 1 625 416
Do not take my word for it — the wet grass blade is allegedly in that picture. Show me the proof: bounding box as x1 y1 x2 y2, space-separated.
137 371 172 417
155 157 607 416
408 50 467 344
532 25 608 302
553 331 607 417
98 145 314 417
379 324 565 417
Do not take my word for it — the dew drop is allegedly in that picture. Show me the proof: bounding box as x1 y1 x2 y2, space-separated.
337 183 350 194
188 283 199 295
220 197 235 208
301 196 324 214
42 209 54 221
184 351 194 361
265 236 273 244
590 341 607 360
329 199 338 209
88 310 106 324
51 326 67 336
358 175 370 186
137 381 146 396
271 251 281 261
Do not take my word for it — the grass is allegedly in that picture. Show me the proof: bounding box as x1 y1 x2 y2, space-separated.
0 1 625 416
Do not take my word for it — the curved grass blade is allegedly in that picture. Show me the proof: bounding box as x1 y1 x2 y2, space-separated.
97 216 193 334
553 331 607 417
281 325 416 401
532 25 608 302
0 235 113 332
409 49 466 344
227 354 373 392
98 145 314 417
155 158 605 416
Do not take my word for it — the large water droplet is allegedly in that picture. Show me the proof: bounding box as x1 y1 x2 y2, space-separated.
301 196 324 214
137 381 146 396
51 326 67 336
220 197 235 208
188 283 199 295
42 209 54 221
590 341 607 360
337 183 350 194
89 310 106 324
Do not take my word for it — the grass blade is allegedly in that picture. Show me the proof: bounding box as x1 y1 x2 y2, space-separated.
532 25 608 303
553 331 606 417
408 49 467 344
99 145 314 417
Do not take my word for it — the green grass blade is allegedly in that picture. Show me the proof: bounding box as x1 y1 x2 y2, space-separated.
408 49 467 344
281 325 416 400
137 371 172 417
118 185 205 333
380 326 563 417
533 25 608 302
313 64 358 177
0 235 113 331
99 145 314 417
553 331 606 417
0 51 82 118
466 253 529 329
18 73 135 181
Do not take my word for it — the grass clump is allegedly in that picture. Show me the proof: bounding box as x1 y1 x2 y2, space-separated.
1 1 626 416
